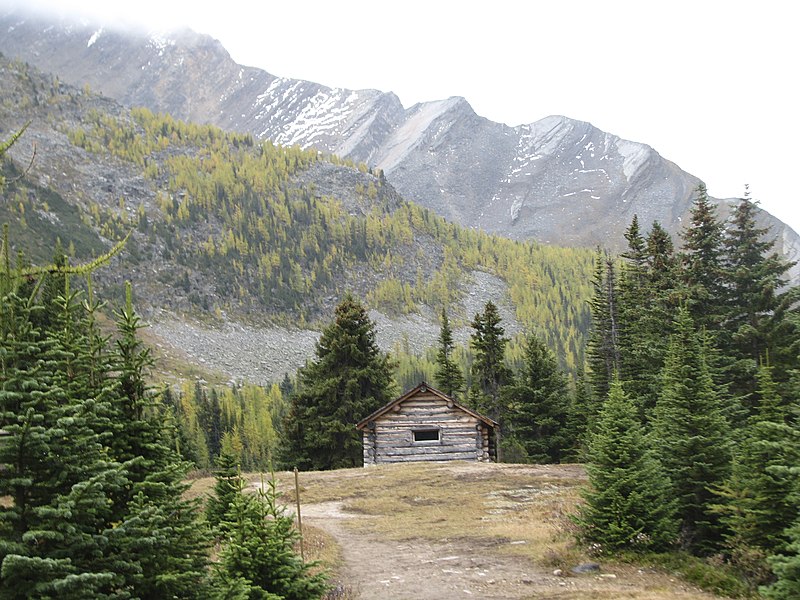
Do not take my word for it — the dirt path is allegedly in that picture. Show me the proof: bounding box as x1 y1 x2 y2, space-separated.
300 500 716 600
301 500 560 599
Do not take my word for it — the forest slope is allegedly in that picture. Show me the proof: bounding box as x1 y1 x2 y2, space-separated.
0 54 594 383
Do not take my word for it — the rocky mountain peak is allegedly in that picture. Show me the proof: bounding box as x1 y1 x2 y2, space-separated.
2 9 798 278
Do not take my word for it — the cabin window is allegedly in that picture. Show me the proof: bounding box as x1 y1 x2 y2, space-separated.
413 428 440 442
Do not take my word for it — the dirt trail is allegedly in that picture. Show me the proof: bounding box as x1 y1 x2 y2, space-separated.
301 500 560 599
300 500 715 600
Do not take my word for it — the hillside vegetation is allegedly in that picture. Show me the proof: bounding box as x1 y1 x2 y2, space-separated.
0 54 594 371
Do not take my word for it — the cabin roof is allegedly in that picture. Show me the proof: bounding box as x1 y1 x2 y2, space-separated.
356 381 498 430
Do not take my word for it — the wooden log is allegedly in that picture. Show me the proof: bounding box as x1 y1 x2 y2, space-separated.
378 444 480 456
377 453 480 463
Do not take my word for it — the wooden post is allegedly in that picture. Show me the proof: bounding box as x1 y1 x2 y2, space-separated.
294 467 305 562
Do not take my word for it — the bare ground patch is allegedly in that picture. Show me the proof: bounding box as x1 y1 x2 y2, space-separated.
237 462 724 600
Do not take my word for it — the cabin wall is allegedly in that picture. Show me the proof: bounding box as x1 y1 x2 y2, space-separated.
362 391 492 465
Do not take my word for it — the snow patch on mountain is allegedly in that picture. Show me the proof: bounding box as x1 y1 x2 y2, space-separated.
376 97 464 171
87 28 103 47
616 139 650 182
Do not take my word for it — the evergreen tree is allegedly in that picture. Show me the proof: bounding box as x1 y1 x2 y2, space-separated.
722 190 797 415
679 183 727 331
576 379 677 552
563 359 599 461
282 294 396 470
214 477 328 600
0 248 124 597
206 448 244 531
763 518 800 600
433 308 464 398
651 307 732 553
617 217 667 413
586 249 619 402
714 362 800 580
502 333 570 463
469 301 512 458
627 221 683 416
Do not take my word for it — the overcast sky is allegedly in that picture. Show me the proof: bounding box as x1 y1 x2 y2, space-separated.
4 0 799 232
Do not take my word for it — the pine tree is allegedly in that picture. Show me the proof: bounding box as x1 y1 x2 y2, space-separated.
282 294 396 470
433 308 464 398
576 379 677 552
651 307 732 553
502 333 570 463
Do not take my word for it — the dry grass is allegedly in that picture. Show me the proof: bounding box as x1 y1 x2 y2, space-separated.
274 462 588 564
187 462 589 567
189 463 726 599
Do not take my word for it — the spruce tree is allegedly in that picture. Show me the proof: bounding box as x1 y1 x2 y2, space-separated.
715 362 800 575
433 308 464 398
282 294 395 470
214 477 328 600
502 333 570 463
586 249 619 402
625 221 683 416
651 307 732 553
206 448 244 531
103 284 211 598
563 359 599 461
763 518 800 600
679 183 727 331
722 191 797 416
577 379 677 552
469 301 512 459
617 217 668 413
0 252 125 597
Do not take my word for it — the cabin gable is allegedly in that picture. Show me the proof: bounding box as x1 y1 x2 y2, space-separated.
357 382 496 465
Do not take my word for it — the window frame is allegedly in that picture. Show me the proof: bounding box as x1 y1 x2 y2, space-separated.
412 428 441 443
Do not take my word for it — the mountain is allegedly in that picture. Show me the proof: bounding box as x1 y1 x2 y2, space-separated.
0 53 594 386
2 9 798 277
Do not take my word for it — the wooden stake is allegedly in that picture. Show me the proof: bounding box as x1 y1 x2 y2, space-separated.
294 467 305 562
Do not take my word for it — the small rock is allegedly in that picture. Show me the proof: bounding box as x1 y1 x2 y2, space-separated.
571 562 601 574
599 573 617 579
552 569 563 577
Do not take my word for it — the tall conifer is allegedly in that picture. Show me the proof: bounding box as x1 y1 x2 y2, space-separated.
651 307 732 553
433 308 464 398
502 333 570 463
283 294 395 470
722 191 797 414
577 379 677 552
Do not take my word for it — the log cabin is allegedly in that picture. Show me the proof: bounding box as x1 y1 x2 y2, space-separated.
356 382 497 465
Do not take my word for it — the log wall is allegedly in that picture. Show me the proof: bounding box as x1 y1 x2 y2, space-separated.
362 391 492 465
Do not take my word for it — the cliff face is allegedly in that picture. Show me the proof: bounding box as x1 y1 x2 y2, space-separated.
2 10 798 278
